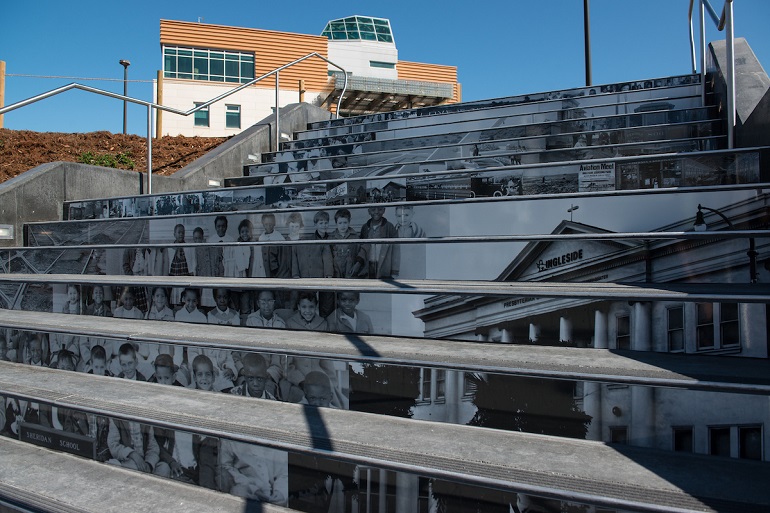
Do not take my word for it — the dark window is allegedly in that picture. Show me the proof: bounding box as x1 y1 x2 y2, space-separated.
709 427 731 457
668 306 684 351
616 314 630 350
739 426 762 460
697 303 715 349
673 427 693 452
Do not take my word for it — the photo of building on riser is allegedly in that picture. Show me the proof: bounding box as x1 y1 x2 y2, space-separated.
18 187 770 351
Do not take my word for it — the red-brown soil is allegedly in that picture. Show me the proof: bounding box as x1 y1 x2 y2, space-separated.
0 128 229 183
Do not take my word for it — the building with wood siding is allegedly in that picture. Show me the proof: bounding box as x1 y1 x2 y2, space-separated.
157 17 460 136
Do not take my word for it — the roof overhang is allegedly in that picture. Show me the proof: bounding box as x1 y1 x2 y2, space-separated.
321 73 454 116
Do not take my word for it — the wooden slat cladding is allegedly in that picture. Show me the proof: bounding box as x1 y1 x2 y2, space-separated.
160 20 329 91
397 60 461 102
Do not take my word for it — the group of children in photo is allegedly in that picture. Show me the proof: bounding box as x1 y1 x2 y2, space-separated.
1 325 348 506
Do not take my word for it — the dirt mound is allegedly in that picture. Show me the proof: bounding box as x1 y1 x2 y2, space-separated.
0 128 229 183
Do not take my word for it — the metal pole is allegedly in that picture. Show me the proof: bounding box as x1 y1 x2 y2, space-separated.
0 60 6 128
699 0 706 105
119 60 130 134
147 105 153 195
583 0 592 86
275 70 280 152
725 0 735 149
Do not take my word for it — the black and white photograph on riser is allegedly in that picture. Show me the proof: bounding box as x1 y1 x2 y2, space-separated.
64 149 763 222
308 75 700 133
15 187 770 346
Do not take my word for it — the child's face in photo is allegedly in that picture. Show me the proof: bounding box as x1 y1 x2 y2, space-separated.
396 208 413 225
174 225 185 242
153 289 168 309
92 287 104 304
335 217 350 232
368 207 385 222
338 293 359 316
58 356 75 372
262 216 276 234
154 365 175 385
193 230 204 243
29 339 43 363
239 224 251 240
288 221 301 238
184 291 198 312
122 292 135 309
298 298 317 322
215 290 229 310
194 363 214 391
215 218 227 237
315 218 328 235
257 292 275 318
119 353 137 378
91 358 107 376
67 286 79 304
304 383 332 407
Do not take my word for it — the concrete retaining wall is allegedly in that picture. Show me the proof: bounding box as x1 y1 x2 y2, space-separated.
0 103 331 246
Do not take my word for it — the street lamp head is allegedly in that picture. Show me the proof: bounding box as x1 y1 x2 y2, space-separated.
693 204 707 231
119 59 131 68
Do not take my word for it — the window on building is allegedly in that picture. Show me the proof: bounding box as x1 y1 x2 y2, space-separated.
720 303 740 347
322 16 394 43
709 426 731 457
164 46 254 84
696 303 715 349
609 426 628 445
226 105 241 129
616 314 630 350
194 102 209 127
463 372 478 399
667 306 684 352
435 369 446 402
697 302 740 351
673 426 693 452
370 61 396 69
418 368 431 403
739 426 763 460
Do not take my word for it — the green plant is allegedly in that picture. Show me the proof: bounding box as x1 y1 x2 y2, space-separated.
77 151 135 170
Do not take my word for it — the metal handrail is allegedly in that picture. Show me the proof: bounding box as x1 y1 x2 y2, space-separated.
0 52 349 194
689 0 735 149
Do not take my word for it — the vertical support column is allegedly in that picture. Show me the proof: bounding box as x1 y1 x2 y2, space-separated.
395 472 419 513
559 316 573 345
632 302 651 352
147 105 153 195
378 469 387 513
156 70 163 139
725 0 735 149
274 70 280 152
298 79 305 103
528 323 540 344
0 60 5 128
476 333 487 342
594 309 608 349
583 381 602 441
630 385 655 448
445 370 461 424
500 328 513 344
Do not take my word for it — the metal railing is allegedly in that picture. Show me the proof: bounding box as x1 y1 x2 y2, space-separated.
0 53 348 195
689 0 735 148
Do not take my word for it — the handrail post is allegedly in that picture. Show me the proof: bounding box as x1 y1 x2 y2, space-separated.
147 105 153 195
275 70 280 153
699 0 707 105
725 0 735 149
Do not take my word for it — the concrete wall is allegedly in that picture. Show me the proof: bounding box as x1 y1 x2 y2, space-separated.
709 38 770 148
0 102 331 247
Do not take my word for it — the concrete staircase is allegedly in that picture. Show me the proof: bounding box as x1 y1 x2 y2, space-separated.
2 44 770 513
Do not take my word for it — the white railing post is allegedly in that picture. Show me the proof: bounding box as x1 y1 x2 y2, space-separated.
725 0 735 149
275 70 280 153
699 0 707 106
147 105 153 195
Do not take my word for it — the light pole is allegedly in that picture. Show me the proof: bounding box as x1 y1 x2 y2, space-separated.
693 203 757 283
119 59 130 134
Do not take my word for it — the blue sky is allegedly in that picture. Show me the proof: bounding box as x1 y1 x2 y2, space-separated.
2 0 769 135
